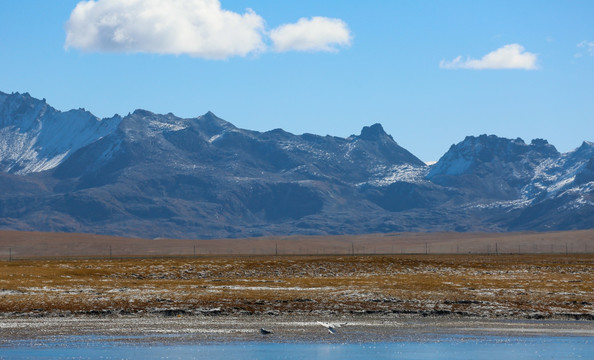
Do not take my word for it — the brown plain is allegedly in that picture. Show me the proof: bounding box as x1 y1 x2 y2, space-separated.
1 229 593 258
0 230 593 319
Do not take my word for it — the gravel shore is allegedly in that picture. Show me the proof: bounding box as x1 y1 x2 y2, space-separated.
1 313 594 344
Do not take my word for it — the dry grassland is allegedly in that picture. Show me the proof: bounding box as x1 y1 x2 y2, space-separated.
1 229 593 259
1 254 593 319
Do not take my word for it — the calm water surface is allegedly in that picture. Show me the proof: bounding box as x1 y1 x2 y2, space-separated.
2 335 591 359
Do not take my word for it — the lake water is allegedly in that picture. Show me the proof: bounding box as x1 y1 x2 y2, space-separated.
2 335 591 359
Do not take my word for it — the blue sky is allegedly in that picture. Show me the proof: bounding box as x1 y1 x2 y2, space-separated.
1 0 593 162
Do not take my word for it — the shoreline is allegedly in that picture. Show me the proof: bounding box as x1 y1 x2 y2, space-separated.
2 307 594 321
1 313 594 344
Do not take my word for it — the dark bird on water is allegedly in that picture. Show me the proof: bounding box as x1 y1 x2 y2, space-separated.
260 328 273 335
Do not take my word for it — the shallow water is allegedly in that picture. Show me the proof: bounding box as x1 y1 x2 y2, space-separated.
2 335 591 359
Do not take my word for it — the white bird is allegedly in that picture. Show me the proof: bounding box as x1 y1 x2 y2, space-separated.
317 321 346 334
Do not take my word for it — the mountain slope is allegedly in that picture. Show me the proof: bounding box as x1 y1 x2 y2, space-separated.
0 91 592 239
427 135 593 231
0 91 121 174
427 135 560 199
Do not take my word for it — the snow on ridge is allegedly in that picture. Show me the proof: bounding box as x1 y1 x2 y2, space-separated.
208 133 223 143
0 99 122 174
360 164 428 187
525 145 593 199
558 182 594 210
463 198 532 211
147 118 188 135
427 153 472 178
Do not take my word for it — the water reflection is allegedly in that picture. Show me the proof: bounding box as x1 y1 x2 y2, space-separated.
2 335 591 359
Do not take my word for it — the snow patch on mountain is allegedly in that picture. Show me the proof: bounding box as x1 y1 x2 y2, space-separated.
361 164 428 187
426 138 477 178
0 91 121 174
148 118 187 133
558 182 594 210
524 141 594 199
463 198 532 211
0 127 71 173
208 133 223 143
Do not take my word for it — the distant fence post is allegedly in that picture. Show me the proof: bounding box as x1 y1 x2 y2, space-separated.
9 247 12 262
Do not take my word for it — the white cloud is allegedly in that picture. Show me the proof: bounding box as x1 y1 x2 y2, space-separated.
65 0 266 59
65 0 352 59
269 17 352 52
577 40 594 57
440 44 539 70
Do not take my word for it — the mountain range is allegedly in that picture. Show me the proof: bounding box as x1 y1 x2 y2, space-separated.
1 91 592 239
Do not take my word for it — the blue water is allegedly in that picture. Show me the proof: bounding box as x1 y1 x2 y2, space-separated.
1 335 591 359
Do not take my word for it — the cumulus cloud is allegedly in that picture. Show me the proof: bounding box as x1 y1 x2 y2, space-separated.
65 0 352 59
269 17 352 52
65 0 267 59
440 44 539 70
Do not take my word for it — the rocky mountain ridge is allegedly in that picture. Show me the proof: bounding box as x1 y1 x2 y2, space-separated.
0 91 592 239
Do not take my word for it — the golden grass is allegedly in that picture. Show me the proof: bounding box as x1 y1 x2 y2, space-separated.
1 254 593 318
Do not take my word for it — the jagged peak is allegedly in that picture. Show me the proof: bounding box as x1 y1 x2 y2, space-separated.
131 109 155 117
566 140 594 159
198 111 228 123
356 123 395 142
3 91 42 103
0 90 45 107
359 123 388 140
454 134 559 156
460 134 525 145
428 134 561 179
577 140 594 150
529 138 559 156
530 138 549 146
196 111 236 128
